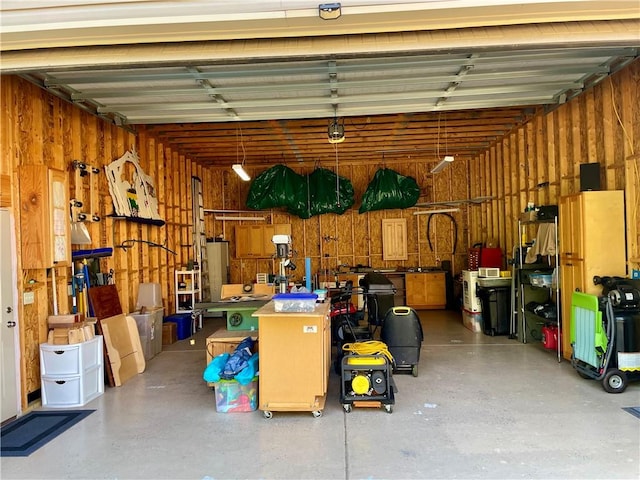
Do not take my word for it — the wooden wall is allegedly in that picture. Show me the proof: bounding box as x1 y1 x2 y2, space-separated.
0 76 196 407
469 59 640 272
183 158 470 287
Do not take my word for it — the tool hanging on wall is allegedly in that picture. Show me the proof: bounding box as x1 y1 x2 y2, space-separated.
70 159 101 223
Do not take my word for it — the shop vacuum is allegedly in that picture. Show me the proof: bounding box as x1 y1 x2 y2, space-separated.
572 276 640 393
380 306 423 377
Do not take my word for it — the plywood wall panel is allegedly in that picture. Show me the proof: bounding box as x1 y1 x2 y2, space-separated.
469 60 638 280
1 76 173 407
545 112 559 204
601 80 617 192
0 78 15 180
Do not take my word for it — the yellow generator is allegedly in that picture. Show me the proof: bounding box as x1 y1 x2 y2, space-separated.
340 351 395 413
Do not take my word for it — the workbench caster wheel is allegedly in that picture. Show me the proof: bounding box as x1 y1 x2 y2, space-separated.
384 404 393 414
263 411 273 419
412 365 418 377
342 404 352 413
603 369 628 394
312 410 323 418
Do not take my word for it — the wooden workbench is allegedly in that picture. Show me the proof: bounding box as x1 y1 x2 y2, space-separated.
252 301 331 418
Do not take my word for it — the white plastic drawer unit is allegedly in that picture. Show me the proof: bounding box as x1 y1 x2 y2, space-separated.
39 336 104 408
41 366 102 407
40 335 101 375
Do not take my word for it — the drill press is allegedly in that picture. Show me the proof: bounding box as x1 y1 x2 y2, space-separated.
272 234 296 294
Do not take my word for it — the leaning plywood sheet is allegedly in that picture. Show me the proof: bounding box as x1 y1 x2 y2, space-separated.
100 314 146 386
88 284 123 320
87 284 123 387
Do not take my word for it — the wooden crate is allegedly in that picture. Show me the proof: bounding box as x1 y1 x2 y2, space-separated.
205 328 259 365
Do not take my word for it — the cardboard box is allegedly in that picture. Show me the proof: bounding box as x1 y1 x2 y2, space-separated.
164 313 192 340
162 322 177 345
48 313 83 327
520 211 537 222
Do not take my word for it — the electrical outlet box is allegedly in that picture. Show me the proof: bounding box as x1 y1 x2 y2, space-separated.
23 291 35 305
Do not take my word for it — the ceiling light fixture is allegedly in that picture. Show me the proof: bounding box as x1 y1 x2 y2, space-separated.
430 155 454 174
232 164 251 182
232 127 251 181
431 113 454 174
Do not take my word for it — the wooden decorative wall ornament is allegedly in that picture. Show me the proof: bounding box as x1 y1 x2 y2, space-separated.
104 148 163 224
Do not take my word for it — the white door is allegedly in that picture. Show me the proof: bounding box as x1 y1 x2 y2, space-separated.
1 208 19 422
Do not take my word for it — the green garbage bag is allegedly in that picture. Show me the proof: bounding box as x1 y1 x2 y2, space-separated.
246 165 307 214
246 165 354 219
359 168 420 213
306 168 354 217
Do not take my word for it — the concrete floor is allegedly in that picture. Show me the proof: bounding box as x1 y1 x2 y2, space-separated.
2 309 639 480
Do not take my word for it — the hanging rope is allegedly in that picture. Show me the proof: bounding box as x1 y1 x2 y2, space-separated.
334 141 340 207
426 212 458 255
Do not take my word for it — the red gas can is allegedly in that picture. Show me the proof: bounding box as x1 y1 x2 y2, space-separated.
541 325 559 350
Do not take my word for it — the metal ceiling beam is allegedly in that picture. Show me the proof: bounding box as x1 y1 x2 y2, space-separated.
40 46 637 85
66 64 611 100
96 81 582 116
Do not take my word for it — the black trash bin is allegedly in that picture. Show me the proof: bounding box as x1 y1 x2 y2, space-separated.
477 286 511 336
360 273 396 333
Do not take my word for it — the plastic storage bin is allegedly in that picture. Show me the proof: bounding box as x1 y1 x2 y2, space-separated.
530 273 553 287
131 308 164 360
214 377 258 412
164 313 192 340
272 293 318 312
462 309 483 333
136 282 163 310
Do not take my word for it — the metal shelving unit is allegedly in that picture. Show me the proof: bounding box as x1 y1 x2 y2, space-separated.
516 215 561 362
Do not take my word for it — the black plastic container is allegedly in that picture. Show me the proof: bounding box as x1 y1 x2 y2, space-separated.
477 286 511 336
610 311 640 366
360 273 396 330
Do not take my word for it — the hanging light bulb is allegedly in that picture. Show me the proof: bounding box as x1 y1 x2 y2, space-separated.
328 106 345 143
